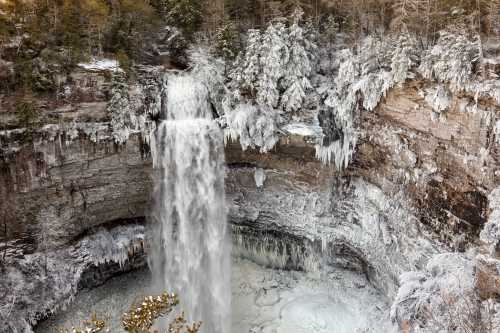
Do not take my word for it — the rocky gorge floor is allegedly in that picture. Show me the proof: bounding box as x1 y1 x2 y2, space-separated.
35 257 392 333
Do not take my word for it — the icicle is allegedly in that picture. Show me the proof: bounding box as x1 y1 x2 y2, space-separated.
254 168 266 188
231 225 320 272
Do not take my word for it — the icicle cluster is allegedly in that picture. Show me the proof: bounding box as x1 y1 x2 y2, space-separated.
82 224 145 268
0 224 146 333
232 225 320 272
317 34 418 168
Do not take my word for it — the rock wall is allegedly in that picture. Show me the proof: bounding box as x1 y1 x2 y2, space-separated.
352 81 499 249
1 68 499 331
0 134 151 257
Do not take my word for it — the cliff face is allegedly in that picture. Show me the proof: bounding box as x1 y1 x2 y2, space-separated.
353 81 499 248
0 127 151 255
0 66 499 331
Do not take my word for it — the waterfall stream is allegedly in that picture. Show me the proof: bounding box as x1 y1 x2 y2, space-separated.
149 74 231 333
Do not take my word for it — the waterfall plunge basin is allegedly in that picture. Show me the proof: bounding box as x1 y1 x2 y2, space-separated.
35 257 391 333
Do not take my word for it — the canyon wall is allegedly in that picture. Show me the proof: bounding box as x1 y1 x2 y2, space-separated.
0 67 499 331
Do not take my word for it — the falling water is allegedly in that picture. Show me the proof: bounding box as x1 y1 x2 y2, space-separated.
149 74 231 333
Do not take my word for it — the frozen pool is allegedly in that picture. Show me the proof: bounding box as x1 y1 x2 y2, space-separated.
35 258 393 333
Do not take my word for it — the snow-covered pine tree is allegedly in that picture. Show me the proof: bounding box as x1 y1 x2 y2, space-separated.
215 20 238 61
256 21 289 108
280 8 316 113
230 29 262 99
418 31 479 92
357 36 384 76
391 32 419 86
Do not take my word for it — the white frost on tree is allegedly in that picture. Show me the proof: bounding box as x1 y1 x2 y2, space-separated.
390 252 477 331
230 16 316 114
317 50 361 168
107 73 156 145
418 31 479 92
189 47 226 113
230 29 262 98
225 14 318 154
391 33 419 86
280 9 315 113
223 104 280 153
256 22 288 108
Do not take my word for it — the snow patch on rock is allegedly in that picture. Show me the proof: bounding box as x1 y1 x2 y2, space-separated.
78 59 122 72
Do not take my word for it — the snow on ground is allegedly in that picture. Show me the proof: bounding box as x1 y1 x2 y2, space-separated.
35 258 393 333
78 58 122 72
281 122 323 137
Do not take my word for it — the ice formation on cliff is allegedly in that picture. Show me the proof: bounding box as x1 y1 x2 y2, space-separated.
0 225 145 333
391 252 475 328
317 35 418 168
254 167 266 188
480 187 500 255
425 84 453 114
223 103 281 153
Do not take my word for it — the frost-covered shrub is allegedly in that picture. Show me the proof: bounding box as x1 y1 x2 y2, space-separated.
223 103 280 153
390 33 419 85
107 74 136 144
418 31 479 92
391 253 477 331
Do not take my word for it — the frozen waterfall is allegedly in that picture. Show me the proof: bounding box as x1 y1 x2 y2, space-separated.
149 74 231 333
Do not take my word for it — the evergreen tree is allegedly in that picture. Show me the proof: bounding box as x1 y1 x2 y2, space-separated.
215 20 239 61
230 29 262 99
162 0 203 37
391 32 419 85
82 0 109 56
280 8 315 112
256 21 288 108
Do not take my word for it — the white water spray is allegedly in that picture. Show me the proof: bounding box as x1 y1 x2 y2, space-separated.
149 74 231 333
